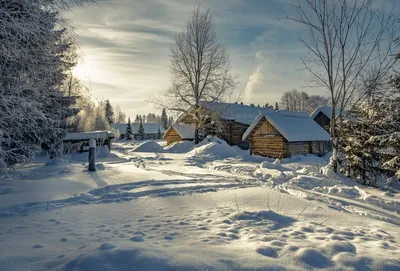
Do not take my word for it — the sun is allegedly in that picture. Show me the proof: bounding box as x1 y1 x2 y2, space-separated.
72 63 90 79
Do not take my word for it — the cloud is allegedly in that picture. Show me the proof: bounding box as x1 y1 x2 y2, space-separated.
66 0 324 118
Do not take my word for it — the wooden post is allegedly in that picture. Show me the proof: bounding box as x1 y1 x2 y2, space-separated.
88 139 96 172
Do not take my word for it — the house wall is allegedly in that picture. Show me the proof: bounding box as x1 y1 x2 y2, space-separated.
221 121 249 148
164 128 183 146
249 120 287 158
288 141 328 156
314 112 331 132
250 136 287 158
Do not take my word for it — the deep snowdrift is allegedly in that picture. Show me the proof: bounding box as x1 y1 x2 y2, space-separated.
186 136 238 160
132 141 164 153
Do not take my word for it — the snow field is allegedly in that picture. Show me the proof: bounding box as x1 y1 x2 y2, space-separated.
0 139 399 270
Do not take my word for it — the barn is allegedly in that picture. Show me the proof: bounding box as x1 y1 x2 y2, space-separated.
243 111 330 158
310 106 342 132
179 102 275 149
164 124 195 146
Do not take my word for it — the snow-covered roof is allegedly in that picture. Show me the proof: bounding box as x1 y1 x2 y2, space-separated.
113 123 165 135
202 102 275 125
310 106 342 120
242 112 330 142
63 131 115 141
164 124 195 140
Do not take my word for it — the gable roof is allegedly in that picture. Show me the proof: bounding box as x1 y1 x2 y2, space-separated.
202 102 275 125
242 112 330 142
164 124 195 140
113 123 165 135
310 106 342 120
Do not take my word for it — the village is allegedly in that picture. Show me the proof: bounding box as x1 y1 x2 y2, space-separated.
0 0 399 270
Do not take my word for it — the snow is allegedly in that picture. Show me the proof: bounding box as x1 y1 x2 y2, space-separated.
0 140 399 270
163 140 194 153
243 112 331 142
310 106 342 120
202 102 275 125
113 123 165 135
132 141 165 153
186 136 238 160
164 123 195 139
63 131 114 141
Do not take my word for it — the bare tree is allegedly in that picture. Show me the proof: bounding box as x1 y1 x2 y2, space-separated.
286 0 398 172
152 5 238 143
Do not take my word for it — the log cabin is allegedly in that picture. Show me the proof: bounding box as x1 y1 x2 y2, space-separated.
310 106 342 133
179 102 275 149
243 111 330 158
164 124 195 146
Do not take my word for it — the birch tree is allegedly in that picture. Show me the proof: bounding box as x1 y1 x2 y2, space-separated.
287 0 398 172
152 5 238 143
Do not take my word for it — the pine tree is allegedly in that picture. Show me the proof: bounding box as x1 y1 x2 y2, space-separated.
157 126 162 139
275 102 279 111
341 78 400 186
104 99 114 125
161 108 168 129
137 121 145 141
125 117 133 140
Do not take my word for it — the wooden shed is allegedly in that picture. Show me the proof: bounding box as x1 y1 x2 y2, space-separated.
243 112 330 158
310 106 342 133
164 124 195 146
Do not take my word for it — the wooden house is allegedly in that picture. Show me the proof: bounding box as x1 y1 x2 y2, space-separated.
243 111 330 158
179 102 275 149
164 124 195 146
310 106 341 132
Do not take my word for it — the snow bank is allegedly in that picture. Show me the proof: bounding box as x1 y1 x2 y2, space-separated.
164 141 194 153
186 136 238 160
132 141 164 153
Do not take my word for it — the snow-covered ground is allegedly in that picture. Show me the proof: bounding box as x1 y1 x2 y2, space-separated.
0 138 399 270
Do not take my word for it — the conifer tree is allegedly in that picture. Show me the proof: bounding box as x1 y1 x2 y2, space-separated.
161 108 168 129
125 117 133 140
137 121 145 141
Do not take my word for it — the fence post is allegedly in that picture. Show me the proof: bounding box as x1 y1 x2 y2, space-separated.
88 139 96 172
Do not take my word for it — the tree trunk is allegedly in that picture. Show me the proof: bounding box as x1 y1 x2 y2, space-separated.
195 129 199 144
330 106 338 173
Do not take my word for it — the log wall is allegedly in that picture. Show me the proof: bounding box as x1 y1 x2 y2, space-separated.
251 136 287 158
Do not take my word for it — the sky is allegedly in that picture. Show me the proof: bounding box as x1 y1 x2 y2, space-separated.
65 0 393 119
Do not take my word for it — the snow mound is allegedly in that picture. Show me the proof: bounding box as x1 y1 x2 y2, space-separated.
96 146 111 158
132 141 164 153
164 141 194 153
260 160 291 172
45 158 69 166
186 136 238 160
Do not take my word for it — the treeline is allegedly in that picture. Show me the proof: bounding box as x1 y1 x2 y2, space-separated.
132 108 174 130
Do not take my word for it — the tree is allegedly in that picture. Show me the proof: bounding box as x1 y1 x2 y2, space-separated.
137 121 145 141
274 102 279 111
157 127 162 139
135 114 141 123
341 79 400 186
168 116 174 127
0 0 91 167
152 5 238 144
104 100 114 125
114 105 126 124
125 117 133 140
279 90 329 113
287 0 398 172
161 108 168 129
